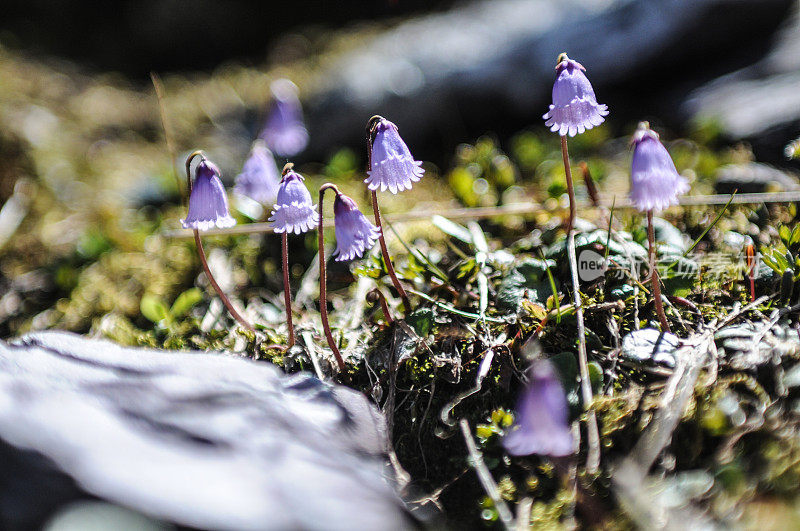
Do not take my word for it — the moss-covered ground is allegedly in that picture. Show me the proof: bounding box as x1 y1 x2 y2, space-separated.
3 45 800 528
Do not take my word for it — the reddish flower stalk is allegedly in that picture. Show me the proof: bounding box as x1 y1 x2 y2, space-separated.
647 211 671 332
366 116 413 314
281 231 295 347
184 151 254 333
745 239 756 303
269 163 318 347
561 136 577 233
367 288 394 325
318 183 346 372
369 191 411 312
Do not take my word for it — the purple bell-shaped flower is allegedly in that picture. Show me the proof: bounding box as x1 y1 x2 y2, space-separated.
234 141 281 205
181 159 236 231
269 167 318 234
259 79 309 157
543 54 608 137
366 117 424 194
332 193 380 261
503 359 574 457
630 122 690 212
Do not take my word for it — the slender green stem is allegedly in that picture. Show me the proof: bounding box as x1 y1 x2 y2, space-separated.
318 183 346 372
281 232 295 347
560 135 600 474
647 211 671 332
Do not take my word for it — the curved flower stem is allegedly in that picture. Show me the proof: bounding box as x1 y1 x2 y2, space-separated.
368 288 394 325
193 229 255 332
185 150 205 195
561 136 577 233
318 183 346 372
560 135 600 474
281 232 295 347
647 211 671 332
370 191 412 314
186 151 255 333
366 116 411 316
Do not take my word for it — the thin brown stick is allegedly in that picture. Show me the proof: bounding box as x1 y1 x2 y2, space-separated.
150 72 183 202
746 241 756 303
647 211 671 332
194 229 255 332
318 184 346 372
580 161 600 207
561 135 601 474
281 232 295 347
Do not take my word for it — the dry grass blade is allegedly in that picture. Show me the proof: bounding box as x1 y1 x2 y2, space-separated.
301 330 326 381
149 72 182 202
459 419 514 530
566 229 601 474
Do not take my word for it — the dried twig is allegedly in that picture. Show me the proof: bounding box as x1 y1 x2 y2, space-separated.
459 419 514 530
149 72 183 202
301 330 325 381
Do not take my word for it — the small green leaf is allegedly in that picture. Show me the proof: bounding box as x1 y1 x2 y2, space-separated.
140 294 169 324
169 288 203 318
588 361 603 393
407 307 435 337
790 225 800 247
779 225 791 244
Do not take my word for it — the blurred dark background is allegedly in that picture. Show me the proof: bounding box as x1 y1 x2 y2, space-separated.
2 0 799 166
0 0 455 76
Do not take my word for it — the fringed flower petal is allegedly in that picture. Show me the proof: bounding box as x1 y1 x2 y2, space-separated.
332 194 380 262
630 123 690 212
181 160 236 231
269 169 318 234
366 118 424 194
542 56 608 137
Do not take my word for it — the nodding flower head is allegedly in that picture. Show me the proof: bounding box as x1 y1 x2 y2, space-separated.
269 165 319 234
332 193 380 262
630 121 690 212
366 117 424 194
234 141 281 205
259 79 309 157
181 159 236 231
543 53 608 137
503 359 574 457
